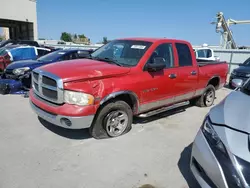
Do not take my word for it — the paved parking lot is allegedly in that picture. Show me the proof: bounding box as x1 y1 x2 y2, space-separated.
0 87 231 188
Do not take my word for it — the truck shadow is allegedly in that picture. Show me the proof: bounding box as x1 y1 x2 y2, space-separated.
178 143 201 188
223 84 233 90
38 117 91 140
133 105 189 124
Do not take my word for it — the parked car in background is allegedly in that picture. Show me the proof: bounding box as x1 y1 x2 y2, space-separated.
190 78 250 188
229 56 250 88
0 45 51 72
0 39 40 48
29 37 228 139
194 47 220 61
2 49 93 89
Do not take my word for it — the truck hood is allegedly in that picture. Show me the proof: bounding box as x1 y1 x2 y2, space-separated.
39 59 131 82
209 90 250 133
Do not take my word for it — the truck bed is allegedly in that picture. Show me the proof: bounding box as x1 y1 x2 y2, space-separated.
197 59 227 67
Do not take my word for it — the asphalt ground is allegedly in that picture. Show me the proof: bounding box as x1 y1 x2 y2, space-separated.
0 87 231 188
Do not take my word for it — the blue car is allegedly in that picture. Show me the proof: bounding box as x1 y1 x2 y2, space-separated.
2 49 93 89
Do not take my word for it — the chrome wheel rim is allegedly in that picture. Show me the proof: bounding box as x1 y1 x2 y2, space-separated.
205 90 215 106
105 110 129 137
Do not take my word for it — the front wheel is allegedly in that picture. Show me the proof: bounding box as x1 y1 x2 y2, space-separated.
89 100 133 139
193 85 216 107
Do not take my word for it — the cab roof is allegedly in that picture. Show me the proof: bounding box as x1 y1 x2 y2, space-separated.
116 37 189 44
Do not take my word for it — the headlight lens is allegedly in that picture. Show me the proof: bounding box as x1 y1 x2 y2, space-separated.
64 90 94 106
202 116 227 154
13 67 30 75
245 73 250 77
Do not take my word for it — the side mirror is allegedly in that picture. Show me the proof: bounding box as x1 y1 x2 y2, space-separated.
145 57 166 72
232 79 243 88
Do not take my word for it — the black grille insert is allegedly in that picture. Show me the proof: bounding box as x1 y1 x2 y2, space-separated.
42 87 57 100
42 76 57 87
33 72 39 81
34 82 39 91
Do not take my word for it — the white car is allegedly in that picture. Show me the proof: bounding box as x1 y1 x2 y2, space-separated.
194 47 220 61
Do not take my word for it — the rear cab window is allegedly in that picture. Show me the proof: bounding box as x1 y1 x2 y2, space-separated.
175 43 193 67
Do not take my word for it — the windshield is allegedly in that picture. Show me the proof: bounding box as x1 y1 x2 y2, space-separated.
37 50 66 62
243 57 250 66
90 40 152 67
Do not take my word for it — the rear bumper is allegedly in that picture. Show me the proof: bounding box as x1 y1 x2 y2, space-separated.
30 100 94 129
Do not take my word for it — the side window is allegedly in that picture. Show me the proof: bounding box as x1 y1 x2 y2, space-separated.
61 53 78 61
176 43 192 67
70 52 78 59
206 49 212 58
197 50 206 58
37 49 45 57
62 54 71 60
147 43 174 68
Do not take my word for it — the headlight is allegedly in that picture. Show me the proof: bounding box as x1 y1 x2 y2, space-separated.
245 73 250 77
64 90 94 106
13 67 30 76
201 116 227 155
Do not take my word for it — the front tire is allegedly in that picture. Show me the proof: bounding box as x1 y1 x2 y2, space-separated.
194 85 216 107
89 100 133 139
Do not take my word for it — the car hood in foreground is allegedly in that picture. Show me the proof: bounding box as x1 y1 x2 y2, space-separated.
210 90 250 133
39 59 131 83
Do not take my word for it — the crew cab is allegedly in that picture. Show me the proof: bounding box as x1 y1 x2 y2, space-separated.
29 38 228 139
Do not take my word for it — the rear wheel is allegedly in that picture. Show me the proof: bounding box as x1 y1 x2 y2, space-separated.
193 85 216 107
89 100 133 139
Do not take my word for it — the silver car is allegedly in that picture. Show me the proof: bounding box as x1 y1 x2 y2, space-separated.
190 79 250 188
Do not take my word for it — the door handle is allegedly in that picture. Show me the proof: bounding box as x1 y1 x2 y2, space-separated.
191 71 197 75
169 73 177 79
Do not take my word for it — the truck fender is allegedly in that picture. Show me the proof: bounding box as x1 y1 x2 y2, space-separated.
207 76 220 89
100 91 140 114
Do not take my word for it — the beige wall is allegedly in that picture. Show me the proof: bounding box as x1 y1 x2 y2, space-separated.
1 0 37 40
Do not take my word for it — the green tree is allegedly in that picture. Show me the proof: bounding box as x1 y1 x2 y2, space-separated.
78 34 86 39
103 37 108 44
60 32 72 42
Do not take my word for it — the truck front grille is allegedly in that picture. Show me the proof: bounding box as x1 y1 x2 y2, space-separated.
42 76 57 87
32 69 63 104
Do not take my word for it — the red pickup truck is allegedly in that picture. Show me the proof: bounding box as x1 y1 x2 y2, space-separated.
29 38 228 139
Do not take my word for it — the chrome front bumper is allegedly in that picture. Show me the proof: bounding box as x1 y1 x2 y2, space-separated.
30 101 94 129
190 129 228 188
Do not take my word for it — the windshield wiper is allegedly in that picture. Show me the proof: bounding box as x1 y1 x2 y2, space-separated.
94 57 122 66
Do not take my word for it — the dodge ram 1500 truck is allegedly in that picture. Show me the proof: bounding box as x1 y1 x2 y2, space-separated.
29 38 228 139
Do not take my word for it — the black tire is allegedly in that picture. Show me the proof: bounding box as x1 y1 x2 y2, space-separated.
89 100 133 139
194 85 216 107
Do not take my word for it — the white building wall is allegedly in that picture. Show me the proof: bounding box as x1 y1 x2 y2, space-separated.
1 0 37 39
